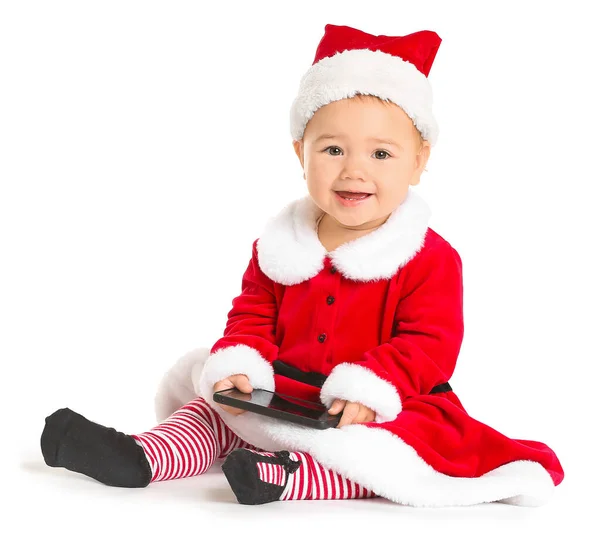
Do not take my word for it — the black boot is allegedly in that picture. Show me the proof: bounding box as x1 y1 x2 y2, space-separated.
222 449 301 505
41 407 152 488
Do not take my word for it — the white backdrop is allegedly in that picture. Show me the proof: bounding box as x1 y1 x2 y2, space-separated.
2 1 598 548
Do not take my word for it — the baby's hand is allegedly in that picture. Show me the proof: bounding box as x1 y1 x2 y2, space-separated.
213 374 253 416
328 399 376 428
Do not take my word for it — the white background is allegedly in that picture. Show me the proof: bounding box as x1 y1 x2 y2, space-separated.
2 1 598 549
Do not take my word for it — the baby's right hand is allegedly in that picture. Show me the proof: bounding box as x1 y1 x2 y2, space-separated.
213 374 253 416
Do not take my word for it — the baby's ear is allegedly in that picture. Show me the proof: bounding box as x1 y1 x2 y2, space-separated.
292 139 304 167
417 140 431 170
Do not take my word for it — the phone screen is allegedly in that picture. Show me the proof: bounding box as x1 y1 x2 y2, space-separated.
217 388 330 420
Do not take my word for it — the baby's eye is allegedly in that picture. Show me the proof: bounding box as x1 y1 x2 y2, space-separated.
324 146 342 156
374 150 391 160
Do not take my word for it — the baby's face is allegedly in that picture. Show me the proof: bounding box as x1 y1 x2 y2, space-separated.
293 96 430 231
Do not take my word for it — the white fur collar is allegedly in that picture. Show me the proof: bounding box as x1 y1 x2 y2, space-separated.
256 188 432 285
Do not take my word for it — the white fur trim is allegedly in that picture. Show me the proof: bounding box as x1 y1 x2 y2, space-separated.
320 363 402 423
290 48 439 146
197 344 275 404
256 187 431 285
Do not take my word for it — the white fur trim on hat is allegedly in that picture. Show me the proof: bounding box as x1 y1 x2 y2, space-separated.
290 48 439 146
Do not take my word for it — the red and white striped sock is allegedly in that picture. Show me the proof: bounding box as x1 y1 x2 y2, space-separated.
132 397 256 482
251 450 376 500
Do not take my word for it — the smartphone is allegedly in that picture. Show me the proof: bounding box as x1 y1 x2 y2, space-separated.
213 387 342 429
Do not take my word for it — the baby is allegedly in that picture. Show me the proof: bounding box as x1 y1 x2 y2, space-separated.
40 23 564 507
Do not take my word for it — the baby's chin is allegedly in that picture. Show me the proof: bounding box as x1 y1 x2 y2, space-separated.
326 208 391 233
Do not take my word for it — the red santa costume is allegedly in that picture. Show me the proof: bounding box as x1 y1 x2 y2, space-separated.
154 24 564 507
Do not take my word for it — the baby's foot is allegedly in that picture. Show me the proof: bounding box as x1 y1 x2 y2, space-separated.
41 407 151 488
221 449 301 505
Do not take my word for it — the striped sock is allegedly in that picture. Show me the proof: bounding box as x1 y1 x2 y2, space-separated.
132 397 256 482
224 449 376 502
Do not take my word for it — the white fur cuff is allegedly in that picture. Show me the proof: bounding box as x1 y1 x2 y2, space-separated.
320 363 402 423
197 344 275 403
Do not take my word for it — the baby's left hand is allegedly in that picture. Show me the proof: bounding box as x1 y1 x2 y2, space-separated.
328 399 376 428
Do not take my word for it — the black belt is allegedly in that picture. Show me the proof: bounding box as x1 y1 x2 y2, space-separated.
273 360 452 394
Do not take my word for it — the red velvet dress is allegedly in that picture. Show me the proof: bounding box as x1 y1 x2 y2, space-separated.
159 189 564 507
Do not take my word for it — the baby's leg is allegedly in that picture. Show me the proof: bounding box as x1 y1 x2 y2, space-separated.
222 449 377 505
41 397 254 487
132 397 257 482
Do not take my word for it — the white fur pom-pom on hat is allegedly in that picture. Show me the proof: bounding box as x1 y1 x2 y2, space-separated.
289 24 442 146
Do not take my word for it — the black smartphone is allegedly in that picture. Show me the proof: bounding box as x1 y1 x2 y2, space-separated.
213 388 341 429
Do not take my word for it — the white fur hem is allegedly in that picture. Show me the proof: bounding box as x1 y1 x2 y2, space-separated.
216 413 555 508
320 363 402 422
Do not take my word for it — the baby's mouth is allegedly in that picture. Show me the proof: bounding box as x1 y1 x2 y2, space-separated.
335 191 373 200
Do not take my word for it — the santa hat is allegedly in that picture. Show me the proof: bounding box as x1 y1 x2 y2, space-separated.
289 24 442 147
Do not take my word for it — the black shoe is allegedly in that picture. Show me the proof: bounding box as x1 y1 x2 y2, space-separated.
222 449 301 505
41 407 152 488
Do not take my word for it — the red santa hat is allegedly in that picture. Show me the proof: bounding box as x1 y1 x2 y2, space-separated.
290 24 442 147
